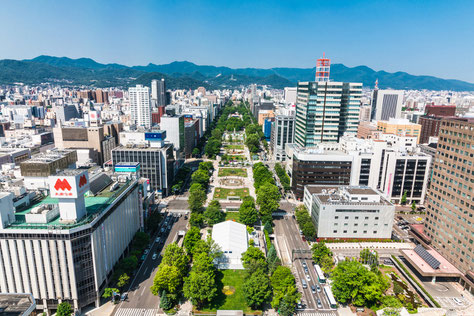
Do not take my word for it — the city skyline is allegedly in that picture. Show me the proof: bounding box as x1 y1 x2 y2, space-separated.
0 0 473 82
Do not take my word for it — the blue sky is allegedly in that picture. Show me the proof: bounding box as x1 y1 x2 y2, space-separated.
1 0 473 82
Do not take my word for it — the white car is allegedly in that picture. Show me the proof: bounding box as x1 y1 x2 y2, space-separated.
152 253 157 260
144 249 149 255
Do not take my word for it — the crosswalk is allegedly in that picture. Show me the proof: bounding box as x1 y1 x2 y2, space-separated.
297 312 335 316
115 308 158 316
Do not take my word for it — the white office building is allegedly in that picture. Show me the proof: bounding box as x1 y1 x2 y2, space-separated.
303 185 395 240
371 89 404 121
129 85 151 128
270 114 295 161
0 170 142 313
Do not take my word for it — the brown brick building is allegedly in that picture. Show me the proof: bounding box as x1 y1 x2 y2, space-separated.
425 105 456 116
424 117 474 292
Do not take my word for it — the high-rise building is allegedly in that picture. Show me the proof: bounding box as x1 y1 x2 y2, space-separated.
270 115 295 161
424 117 474 281
294 81 362 145
151 79 166 107
315 54 330 82
129 85 151 128
418 105 457 144
371 89 404 121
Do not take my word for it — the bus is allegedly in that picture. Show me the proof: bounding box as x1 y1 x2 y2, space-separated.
314 264 326 284
324 286 337 309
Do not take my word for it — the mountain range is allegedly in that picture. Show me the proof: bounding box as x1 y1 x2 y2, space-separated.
0 55 472 91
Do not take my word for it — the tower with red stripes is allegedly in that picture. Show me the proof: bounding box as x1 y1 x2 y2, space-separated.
315 53 331 82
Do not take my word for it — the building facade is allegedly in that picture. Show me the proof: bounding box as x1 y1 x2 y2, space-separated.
371 89 404 121
377 118 421 143
270 115 295 161
424 117 474 281
129 85 151 129
0 171 142 313
295 81 362 146
304 185 395 240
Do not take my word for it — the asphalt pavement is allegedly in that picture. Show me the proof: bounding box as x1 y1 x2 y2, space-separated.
273 216 336 314
114 214 189 314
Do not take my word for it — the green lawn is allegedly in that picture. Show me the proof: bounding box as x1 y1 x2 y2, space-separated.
199 270 259 314
213 188 249 200
225 145 244 150
224 212 241 222
218 168 248 177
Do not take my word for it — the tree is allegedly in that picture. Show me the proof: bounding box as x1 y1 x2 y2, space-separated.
270 266 300 313
102 287 119 299
266 244 281 274
401 191 408 205
161 243 189 277
117 273 130 289
263 221 273 234
160 290 173 310
360 248 379 266
256 182 280 219
241 246 267 272
188 187 207 213
151 264 182 296
411 201 416 211
190 212 204 227
205 138 221 158
57 302 73 316
184 226 201 255
332 260 389 307
243 270 272 309
320 255 335 275
239 196 258 226
145 211 162 233
199 161 214 171
183 253 217 308
192 169 210 188
192 147 200 157
193 235 223 260
132 231 151 252
246 134 260 153
295 205 316 240
119 255 138 274
204 200 225 225
311 242 332 264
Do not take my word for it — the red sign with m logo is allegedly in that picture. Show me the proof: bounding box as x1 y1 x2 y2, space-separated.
54 179 72 191
79 174 87 187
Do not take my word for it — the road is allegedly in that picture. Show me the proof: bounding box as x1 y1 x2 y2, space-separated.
114 214 189 315
273 215 336 314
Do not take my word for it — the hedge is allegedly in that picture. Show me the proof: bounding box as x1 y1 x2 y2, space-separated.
264 230 271 251
391 255 441 308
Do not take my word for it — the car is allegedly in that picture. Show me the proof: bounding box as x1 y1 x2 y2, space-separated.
302 261 307 267
306 274 310 281
160 227 165 233
155 237 160 243
184 215 188 219
152 253 157 260
140 255 146 261
144 249 149 255
356 307 365 312
311 285 316 294
317 299 322 309
453 297 463 305
297 301 303 309
299 230 303 235
316 284 321 292
121 292 128 301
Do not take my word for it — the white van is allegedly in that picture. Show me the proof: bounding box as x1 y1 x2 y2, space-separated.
301 279 307 289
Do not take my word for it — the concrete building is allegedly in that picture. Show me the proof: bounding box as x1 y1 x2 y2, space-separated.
160 115 185 152
0 293 36 316
54 104 80 124
112 142 174 196
212 221 248 269
286 134 431 203
257 110 275 125
424 104 456 116
53 125 114 165
0 170 142 313
270 114 295 161
357 121 381 140
129 85 151 129
184 119 200 158
377 118 421 143
371 89 404 121
303 185 394 240
419 115 444 144
295 81 362 146
284 87 297 104
151 79 166 107
424 117 474 291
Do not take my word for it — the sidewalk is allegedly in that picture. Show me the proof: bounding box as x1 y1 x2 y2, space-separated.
84 301 115 316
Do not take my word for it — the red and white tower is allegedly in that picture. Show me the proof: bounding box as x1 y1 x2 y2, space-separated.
315 53 331 82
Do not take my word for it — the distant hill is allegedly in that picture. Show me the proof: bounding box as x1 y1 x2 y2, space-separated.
0 55 471 91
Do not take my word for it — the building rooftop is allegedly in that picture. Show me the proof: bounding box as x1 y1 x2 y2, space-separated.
7 179 134 231
0 293 35 316
401 248 461 277
307 185 392 206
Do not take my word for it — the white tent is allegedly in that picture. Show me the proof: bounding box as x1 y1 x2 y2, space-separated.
212 220 248 269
